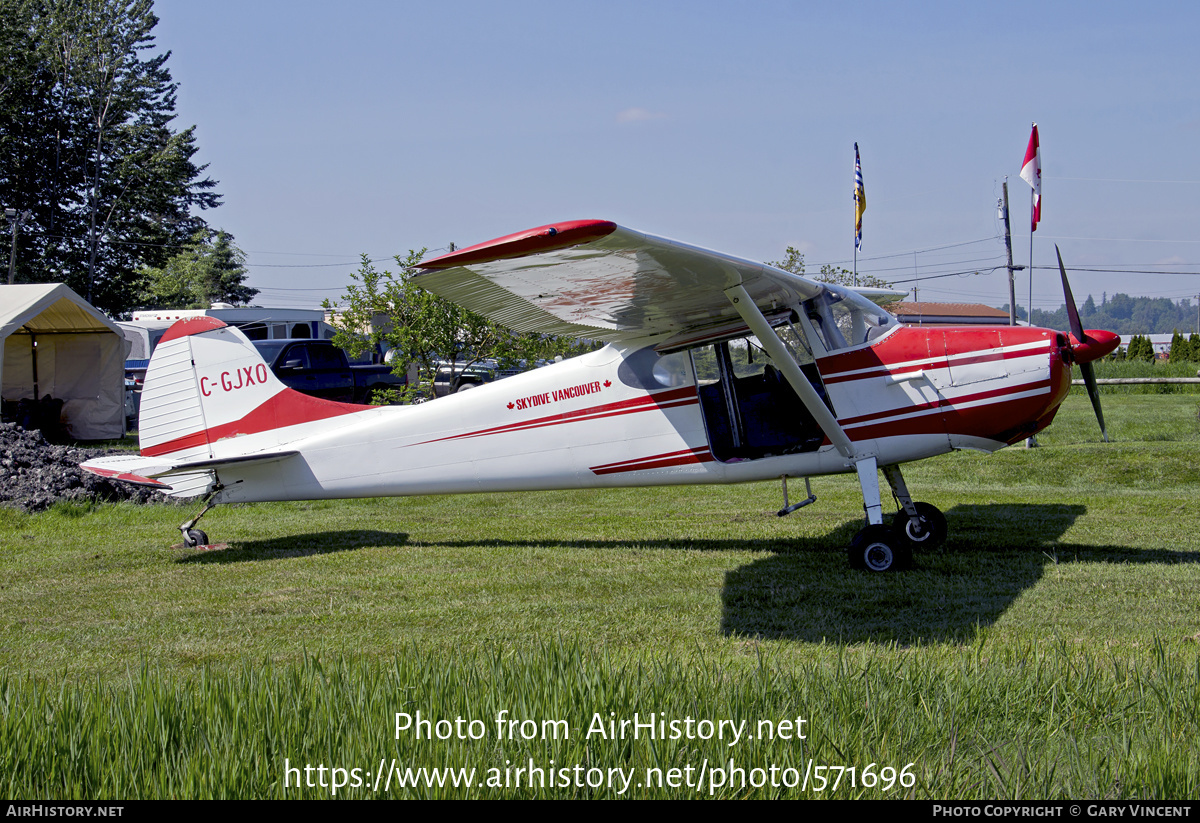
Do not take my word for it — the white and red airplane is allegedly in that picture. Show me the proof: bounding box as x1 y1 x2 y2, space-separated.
81 221 1119 571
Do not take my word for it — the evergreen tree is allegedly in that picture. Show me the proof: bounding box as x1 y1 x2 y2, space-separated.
1169 330 1187 362
0 0 220 317
139 228 256 309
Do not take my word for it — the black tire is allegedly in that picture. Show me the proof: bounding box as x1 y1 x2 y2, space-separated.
849 525 912 572
891 502 947 550
183 529 209 548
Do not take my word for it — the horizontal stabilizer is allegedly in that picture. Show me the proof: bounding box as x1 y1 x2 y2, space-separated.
165 450 300 473
81 449 301 495
79 454 176 488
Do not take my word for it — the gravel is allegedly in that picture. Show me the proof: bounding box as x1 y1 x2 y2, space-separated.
0 422 160 513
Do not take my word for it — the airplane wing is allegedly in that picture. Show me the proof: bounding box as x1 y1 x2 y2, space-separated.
414 220 829 342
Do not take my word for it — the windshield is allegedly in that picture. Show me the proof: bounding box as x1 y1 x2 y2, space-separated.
253 341 289 363
804 289 896 352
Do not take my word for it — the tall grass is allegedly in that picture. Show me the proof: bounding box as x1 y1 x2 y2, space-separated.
2 641 1197 799
1084 360 1200 394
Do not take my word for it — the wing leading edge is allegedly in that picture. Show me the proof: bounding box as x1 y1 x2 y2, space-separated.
415 220 827 342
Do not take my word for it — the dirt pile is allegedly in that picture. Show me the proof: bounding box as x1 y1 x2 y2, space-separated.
0 423 159 512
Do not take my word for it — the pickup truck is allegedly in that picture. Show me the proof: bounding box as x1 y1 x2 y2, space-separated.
253 339 406 404
430 359 528 397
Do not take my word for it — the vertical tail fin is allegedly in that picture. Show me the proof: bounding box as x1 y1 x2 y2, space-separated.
138 317 368 465
138 317 286 460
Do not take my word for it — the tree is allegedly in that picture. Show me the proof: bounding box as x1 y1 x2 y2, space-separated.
0 0 220 317
1127 334 1154 363
767 246 896 289
324 252 596 402
1169 330 1188 363
139 228 256 309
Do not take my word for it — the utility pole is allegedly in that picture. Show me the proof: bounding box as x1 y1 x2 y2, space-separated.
911 252 920 305
999 180 1024 325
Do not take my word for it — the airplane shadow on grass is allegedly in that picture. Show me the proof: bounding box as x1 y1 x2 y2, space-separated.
721 503 1200 645
176 530 411 564
173 505 1199 645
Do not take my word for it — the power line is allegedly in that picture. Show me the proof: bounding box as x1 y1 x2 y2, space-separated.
1033 265 1200 276
1045 176 1200 184
889 266 1009 285
822 235 1000 267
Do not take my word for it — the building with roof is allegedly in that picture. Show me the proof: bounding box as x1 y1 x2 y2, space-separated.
890 302 1012 326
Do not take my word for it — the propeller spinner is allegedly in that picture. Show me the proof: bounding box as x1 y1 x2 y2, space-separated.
1056 245 1121 441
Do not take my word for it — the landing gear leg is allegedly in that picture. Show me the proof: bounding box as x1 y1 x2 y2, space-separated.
882 465 946 550
855 457 884 526
848 457 910 572
179 484 222 548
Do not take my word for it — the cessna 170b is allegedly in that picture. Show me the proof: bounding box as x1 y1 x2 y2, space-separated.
81 220 1119 571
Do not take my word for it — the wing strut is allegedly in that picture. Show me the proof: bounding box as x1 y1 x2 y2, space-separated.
723 284 856 460
724 283 886 526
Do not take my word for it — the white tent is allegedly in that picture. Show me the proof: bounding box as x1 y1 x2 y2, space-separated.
1 283 127 439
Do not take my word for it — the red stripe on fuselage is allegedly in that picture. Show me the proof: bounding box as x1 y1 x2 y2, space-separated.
821 344 1050 385
837 379 1053 429
411 386 699 446
142 388 373 457
589 446 714 475
844 379 1066 444
817 325 1056 381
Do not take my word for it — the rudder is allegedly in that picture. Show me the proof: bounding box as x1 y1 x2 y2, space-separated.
138 317 288 460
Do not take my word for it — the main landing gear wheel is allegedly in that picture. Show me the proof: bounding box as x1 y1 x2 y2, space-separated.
848 525 912 572
891 502 947 550
183 529 209 548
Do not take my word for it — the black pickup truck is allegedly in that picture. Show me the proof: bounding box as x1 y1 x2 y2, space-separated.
253 339 405 404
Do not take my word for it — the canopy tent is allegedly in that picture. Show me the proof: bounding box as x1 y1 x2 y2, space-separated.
1 283 127 439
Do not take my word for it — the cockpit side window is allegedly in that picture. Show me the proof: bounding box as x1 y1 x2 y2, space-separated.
688 324 827 462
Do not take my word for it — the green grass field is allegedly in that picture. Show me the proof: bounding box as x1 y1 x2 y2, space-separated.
2 394 1199 798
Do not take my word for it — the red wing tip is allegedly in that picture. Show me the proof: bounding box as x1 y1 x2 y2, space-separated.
419 220 618 270
81 464 169 488
159 315 228 343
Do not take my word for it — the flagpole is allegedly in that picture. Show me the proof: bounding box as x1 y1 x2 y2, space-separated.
1019 122 1041 325
1028 188 1034 324
1019 121 1041 448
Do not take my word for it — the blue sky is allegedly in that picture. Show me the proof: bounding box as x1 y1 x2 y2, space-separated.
152 1 1200 318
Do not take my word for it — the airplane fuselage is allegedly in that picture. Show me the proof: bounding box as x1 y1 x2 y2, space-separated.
210 323 1071 505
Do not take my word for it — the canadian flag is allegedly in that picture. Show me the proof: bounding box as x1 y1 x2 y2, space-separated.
1020 123 1041 232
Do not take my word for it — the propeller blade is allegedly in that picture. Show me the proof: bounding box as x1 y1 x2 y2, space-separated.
1058 245 1113 441
1057 244 1086 345
1080 361 1109 442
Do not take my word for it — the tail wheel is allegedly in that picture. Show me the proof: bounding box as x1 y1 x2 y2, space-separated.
183 529 209 548
891 502 947 550
849 525 912 572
